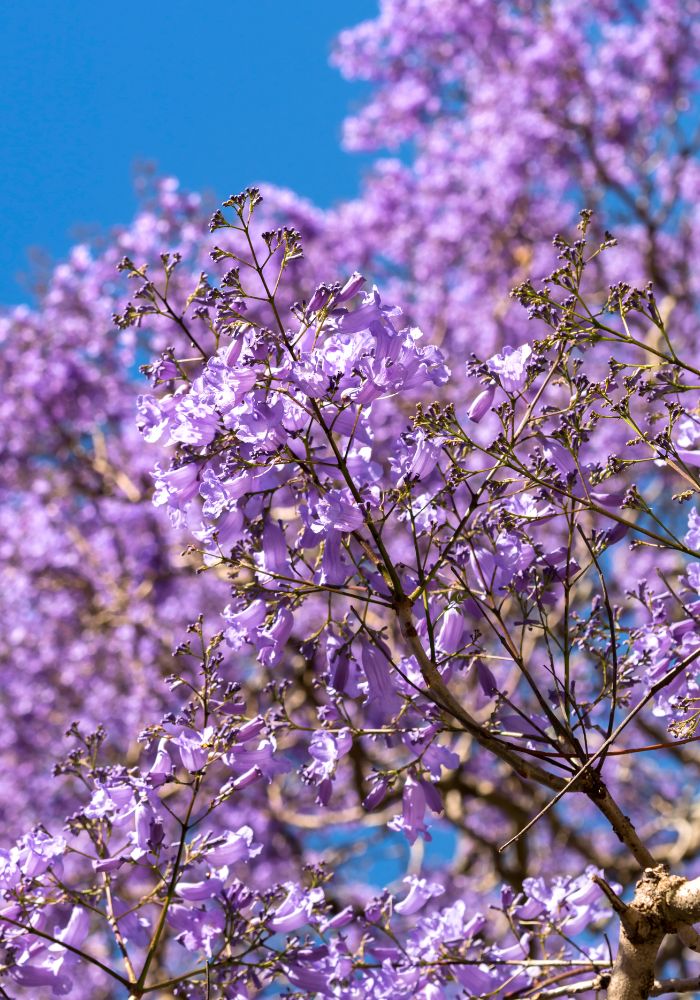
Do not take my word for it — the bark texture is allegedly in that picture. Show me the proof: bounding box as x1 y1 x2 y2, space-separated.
608 867 700 999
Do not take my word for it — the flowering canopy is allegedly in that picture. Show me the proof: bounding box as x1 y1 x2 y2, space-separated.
2 3 700 998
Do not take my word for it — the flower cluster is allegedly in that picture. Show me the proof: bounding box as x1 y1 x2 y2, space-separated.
3 2 700 996
0 622 614 998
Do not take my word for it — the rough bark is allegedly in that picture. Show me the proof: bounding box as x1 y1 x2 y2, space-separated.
607 868 700 999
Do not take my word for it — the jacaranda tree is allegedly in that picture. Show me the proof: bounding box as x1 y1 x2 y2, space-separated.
2 3 700 998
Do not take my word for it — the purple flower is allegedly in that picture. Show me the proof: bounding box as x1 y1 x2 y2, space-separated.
538 436 578 483
223 599 268 649
395 875 444 915
675 415 700 465
435 607 465 656
467 384 496 422
0 851 20 889
256 520 290 587
51 906 90 951
686 508 700 550
268 883 325 933
9 962 72 994
363 777 389 810
337 271 365 302
93 854 128 874
207 825 262 865
176 876 225 901
453 963 521 995
486 344 532 392
389 776 431 844
134 800 165 853
315 489 365 534
336 286 402 333
319 530 350 586
306 728 353 804
236 716 267 743
226 737 291 781
515 867 609 936
17 829 66 878
257 607 295 667
152 461 200 516
307 283 334 313
168 905 225 958
308 728 353 771
396 430 444 484
136 393 175 443
170 397 221 446
199 468 252 519
171 726 215 772
470 531 535 594
147 739 173 787
475 659 499 697
286 963 336 994
119 911 151 948
421 741 460 778
362 643 401 719
686 563 700 592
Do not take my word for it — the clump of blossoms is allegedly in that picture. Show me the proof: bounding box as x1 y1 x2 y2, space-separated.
7 192 700 997
328 0 700 358
2 4 700 994
3 1 700 852
0 620 615 998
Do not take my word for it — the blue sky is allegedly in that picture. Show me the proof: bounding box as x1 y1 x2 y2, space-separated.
0 1 377 304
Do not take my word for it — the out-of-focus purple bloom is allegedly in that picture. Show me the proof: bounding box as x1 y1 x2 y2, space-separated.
9 962 72 994
687 563 700 592
475 659 499 697
675 415 700 465
686 508 700 550
51 906 90 951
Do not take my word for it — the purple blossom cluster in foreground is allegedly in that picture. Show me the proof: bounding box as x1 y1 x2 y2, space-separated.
4 192 700 998
2 2 700 997
0 622 614 998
